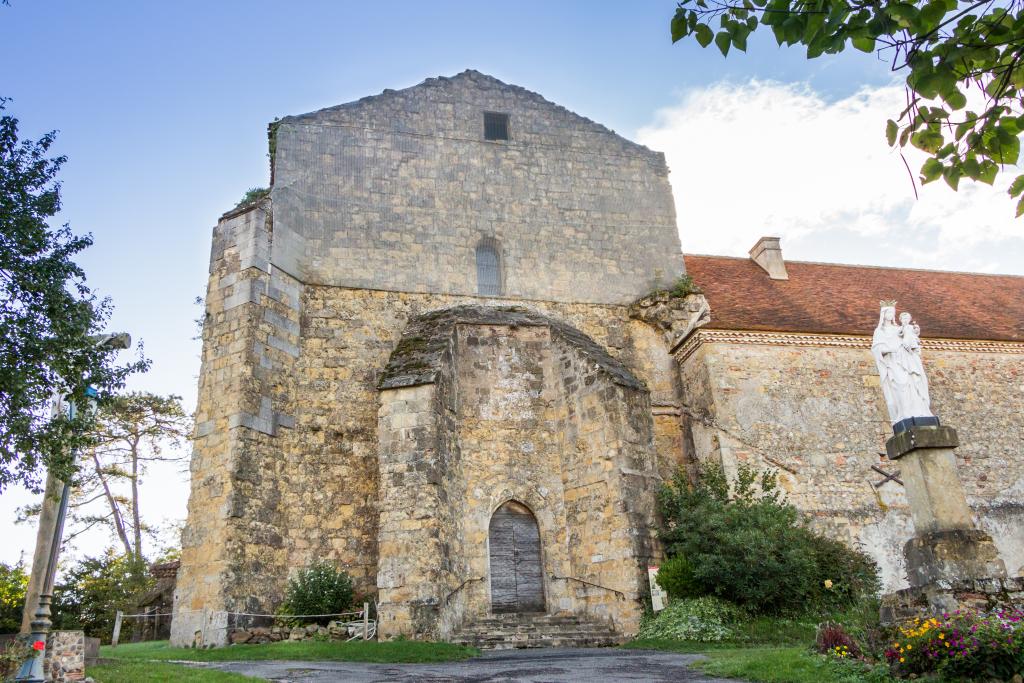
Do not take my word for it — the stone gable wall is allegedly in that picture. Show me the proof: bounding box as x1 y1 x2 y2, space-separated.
677 339 1024 592
270 72 683 303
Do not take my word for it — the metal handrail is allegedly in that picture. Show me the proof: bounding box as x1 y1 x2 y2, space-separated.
443 576 485 605
551 575 626 599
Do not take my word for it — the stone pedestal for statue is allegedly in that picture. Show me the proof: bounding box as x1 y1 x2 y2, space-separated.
880 424 1009 621
886 425 1006 586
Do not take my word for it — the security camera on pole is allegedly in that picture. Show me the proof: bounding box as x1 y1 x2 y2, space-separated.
16 333 132 683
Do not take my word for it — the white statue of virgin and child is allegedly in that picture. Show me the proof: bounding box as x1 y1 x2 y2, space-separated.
871 302 934 427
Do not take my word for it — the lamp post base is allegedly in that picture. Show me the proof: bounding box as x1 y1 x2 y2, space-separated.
15 594 52 683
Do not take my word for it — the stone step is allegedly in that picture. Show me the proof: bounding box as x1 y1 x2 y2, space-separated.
451 613 622 650
456 623 615 635
451 632 623 650
463 615 591 627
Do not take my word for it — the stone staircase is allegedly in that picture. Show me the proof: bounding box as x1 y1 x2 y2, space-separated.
450 613 623 650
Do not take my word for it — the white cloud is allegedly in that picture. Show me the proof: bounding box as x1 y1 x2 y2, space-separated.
637 80 1024 275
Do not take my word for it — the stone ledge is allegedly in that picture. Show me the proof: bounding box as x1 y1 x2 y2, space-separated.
881 575 1024 624
886 425 959 459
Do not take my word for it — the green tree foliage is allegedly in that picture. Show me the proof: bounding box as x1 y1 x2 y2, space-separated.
0 561 29 633
52 550 152 642
658 463 879 614
281 561 354 624
670 0 1024 214
0 100 148 493
655 555 702 599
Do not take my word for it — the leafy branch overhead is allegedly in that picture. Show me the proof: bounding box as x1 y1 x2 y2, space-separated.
671 0 1024 215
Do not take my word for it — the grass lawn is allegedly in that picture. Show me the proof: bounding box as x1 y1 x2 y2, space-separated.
100 639 479 663
627 643 892 683
695 647 891 683
88 661 261 682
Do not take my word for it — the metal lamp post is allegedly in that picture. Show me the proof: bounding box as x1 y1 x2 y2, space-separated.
16 333 132 682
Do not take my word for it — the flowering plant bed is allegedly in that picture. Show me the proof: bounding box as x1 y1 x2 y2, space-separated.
885 608 1024 680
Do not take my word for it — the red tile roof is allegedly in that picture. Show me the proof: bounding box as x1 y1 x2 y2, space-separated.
683 255 1024 342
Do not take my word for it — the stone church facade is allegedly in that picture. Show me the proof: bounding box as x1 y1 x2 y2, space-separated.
171 71 1024 647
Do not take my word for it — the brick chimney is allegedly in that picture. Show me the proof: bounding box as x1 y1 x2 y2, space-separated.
749 236 788 280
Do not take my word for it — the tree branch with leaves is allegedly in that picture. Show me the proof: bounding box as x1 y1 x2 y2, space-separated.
18 393 191 560
671 0 1024 214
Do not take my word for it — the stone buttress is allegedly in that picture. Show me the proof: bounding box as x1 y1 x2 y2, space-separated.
376 307 662 640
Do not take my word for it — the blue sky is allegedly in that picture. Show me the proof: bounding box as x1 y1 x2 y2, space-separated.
0 1 899 413
1 1 1020 564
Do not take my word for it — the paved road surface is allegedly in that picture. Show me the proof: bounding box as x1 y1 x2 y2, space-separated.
186 647 742 682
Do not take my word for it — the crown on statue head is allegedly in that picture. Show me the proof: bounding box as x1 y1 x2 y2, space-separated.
879 299 897 308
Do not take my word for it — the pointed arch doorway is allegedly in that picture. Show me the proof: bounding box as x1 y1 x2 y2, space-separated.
488 501 545 614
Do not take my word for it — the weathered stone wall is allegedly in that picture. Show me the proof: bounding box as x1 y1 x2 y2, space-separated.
676 336 1024 592
881 575 1024 623
44 630 85 683
270 70 683 304
175 252 684 645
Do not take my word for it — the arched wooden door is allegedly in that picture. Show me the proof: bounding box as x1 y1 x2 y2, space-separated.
488 501 545 613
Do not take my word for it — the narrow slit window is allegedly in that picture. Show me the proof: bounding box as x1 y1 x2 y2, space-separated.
476 242 501 296
484 112 510 141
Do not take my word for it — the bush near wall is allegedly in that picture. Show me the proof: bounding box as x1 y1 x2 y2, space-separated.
636 597 744 642
657 463 880 615
279 562 354 626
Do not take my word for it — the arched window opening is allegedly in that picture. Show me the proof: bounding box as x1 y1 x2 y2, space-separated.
488 500 545 614
476 240 502 296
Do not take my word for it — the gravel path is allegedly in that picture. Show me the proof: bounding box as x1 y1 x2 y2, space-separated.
186 647 743 682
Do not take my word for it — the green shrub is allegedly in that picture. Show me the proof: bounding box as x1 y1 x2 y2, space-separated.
636 596 744 642
655 555 700 600
669 274 701 297
805 533 881 611
658 463 880 615
234 187 269 210
281 562 354 624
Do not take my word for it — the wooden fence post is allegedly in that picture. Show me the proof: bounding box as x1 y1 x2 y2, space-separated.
111 610 123 647
362 602 369 640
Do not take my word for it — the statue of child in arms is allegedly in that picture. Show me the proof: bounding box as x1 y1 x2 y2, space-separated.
871 302 935 430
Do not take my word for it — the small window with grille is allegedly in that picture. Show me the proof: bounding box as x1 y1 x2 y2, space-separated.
484 112 510 141
476 240 502 296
